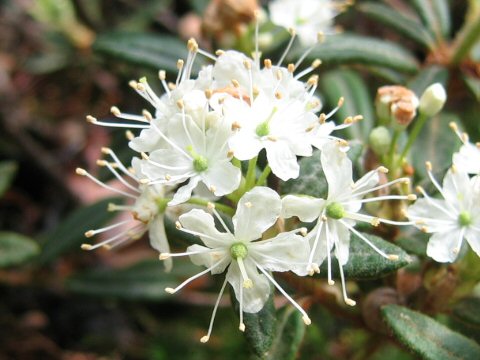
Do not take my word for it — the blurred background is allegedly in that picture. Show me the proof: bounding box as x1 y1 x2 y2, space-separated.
0 0 479 359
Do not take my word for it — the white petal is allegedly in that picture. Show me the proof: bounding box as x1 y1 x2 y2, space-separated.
168 113 205 152
453 143 480 174
129 126 166 153
228 131 263 160
149 215 172 271
202 160 241 196
179 208 234 248
331 221 351 265
187 244 231 275
426 228 463 263
250 231 310 276
169 176 201 205
233 187 282 241
442 167 471 209
407 198 454 231
227 258 271 313
310 121 336 149
281 195 324 222
321 141 353 200
465 228 480 258
265 140 299 181
142 149 192 181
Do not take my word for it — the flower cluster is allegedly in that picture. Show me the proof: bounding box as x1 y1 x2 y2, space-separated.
406 123 480 263
80 34 425 341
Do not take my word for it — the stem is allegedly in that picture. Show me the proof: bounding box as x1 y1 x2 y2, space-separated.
232 157 241 169
451 12 480 64
256 165 271 186
387 129 401 170
398 112 428 166
244 156 258 192
187 198 235 216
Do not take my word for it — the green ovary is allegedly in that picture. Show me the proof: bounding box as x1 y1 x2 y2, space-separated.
326 202 346 220
458 211 472 227
230 242 248 260
193 155 208 172
255 121 270 137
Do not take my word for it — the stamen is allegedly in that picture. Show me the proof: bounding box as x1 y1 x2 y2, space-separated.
175 59 184 86
98 160 140 193
425 163 457 213
239 279 245 332
237 258 253 288
175 222 222 242
307 221 324 275
158 70 171 97
337 258 356 306
277 28 296 66
200 278 228 343
325 220 334 285
294 32 324 69
208 203 233 235
165 258 224 294
341 194 416 205
76 168 137 199
102 147 139 181
159 248 219 260
150 121 193 160
294 59 322 80
256 263 311 325
84 220 131 238
85 116 149 129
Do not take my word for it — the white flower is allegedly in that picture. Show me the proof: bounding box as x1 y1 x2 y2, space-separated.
269 0 342 46
76 150 175 271
140 105 241 205
281 141 414 304
450 122 480 174
407 163 480 262
160 187 311 342
419 83 447 117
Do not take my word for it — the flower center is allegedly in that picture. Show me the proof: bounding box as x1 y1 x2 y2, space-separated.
230 242 248 260
193 155 208 172
156 198 169 213
458 211 472 227
255 106 278 138
326 202 345 219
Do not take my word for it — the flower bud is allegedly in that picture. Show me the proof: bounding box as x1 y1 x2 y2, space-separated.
376 85 419 129
369 126 391 156
419 83 447 117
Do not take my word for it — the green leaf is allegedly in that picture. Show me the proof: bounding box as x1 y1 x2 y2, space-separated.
267 306 306 360
232 290 276 358
293 33 419 73
320 232 411 279
188 0 209 14
451 12 480 64
408 0 448 40
0 161 17 197
410 113 459 180
450 297 480 343
0 232 40 268
93 32 202 73
280 150 327 198
359 2 435 49
396 234 428 257
67 260 196 300
408 65 449 96
319 70 374 142
37 198 119 264
382 304 480 359
362 66 407 84
431 0 451 38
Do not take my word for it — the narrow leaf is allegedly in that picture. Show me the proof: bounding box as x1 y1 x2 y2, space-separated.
463 74 480 101
0 232 40 268
67 260 196 300
408 0 445 40
359 2 435 49
320 232 411 279
293 33 419 73
382 304 480 359
267 305 306 360
37 197 119 263
0 161 18 197
319 70 374 142
93 32 203 73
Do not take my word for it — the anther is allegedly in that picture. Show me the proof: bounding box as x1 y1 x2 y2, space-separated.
110 106 121 116
139 178 150 184
312 59 322 68
142 109 153 121
328 279 335 285
243 60 252 70
302 315 312 325
175 221 182 230
81 244 93 250
176 59 184 70
125 130 134 140
204 89 213 99
407 194 417 201
231 121 241 130
287 63 295 72
159 253 171 260
227 150 234 158
370 218 380 226
425 161 432 171
377 166 388 173
176 99 184 109
239 323 245 332
275 91 282 99
215 49 225 56
264 59 272 69
159 70 166 80
200 336 209 343
388 254 399 261
84 230 95 238
128 80 138 89
209 185 216 193
165 287 175 294
231 79 240 88
76 168 87 176
338 97 345 107
319 113 327 123
207 202 215 210
244 202 252 208
300 227 307 236
96 160 108 166
86 115 96 123
187 38 198 52
345 299 356 306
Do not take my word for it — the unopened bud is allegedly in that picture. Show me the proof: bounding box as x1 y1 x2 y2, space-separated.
376 85 419 128
419 83 447 117
369 126 391 156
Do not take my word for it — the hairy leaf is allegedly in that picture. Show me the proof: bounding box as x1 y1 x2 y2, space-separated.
450 297 480 344
382 305 480 359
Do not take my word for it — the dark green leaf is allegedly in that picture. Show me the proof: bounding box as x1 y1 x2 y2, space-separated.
382 304 480 359
320 232 411 279
431 0 451 38
408 65 449 96
93 32 203 73
0 232 40 268
362 65 407 84
396 234 428 257
411 113 459 179
359 2 435 48
280 150 327 198
293 33 419 73
188 0 209 14
67 260 196 300
450 297 480 343
231 290 276 358
408 0 446 40
37 198 119 264
267 306 306 360
319 70 374 142
0 161 18 197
